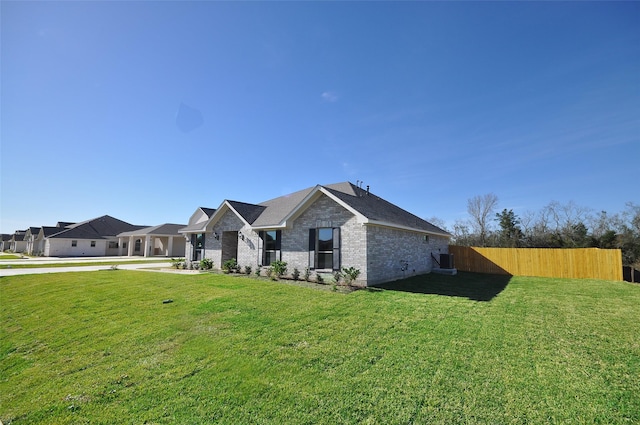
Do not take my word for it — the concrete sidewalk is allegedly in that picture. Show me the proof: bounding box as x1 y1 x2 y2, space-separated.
0 256 171 266
0 260 172 277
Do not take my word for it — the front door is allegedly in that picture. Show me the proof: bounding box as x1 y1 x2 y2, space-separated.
221 231 238 263
191 233 205 261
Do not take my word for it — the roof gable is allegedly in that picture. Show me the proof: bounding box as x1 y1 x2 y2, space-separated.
188 207 216 226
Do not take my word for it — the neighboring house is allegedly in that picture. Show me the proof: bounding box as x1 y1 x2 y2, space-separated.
180 182 451 286
43 215 146 257
9 231 27 253
1 234 13 252
117 223 187 257
33 223 75 255
24 227 43 255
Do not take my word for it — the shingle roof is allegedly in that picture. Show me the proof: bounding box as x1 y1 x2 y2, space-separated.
251 186 316 227
48 215 145 239
40 226 64 238
323 182 448 234
200 208 216 218
227 201 267 224
118 223 187 237
1 234 12 242
201 182 449 236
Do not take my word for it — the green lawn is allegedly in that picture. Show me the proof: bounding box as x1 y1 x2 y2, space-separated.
1 271 639 424
0 254 23 260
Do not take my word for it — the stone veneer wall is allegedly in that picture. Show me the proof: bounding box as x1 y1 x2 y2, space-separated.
366 225 449 286
201 209 256 269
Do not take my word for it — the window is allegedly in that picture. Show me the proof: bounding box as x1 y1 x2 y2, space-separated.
108 241 118 249
134 239 141 252
308 227 340 270
317 228 333 269
71 240 77 247
122 242 127 249
91 241 96 247
193 233 205 250
259 230 281 266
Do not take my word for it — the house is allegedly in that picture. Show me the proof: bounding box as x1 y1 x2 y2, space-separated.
42 215 146 257
1 234 13 252
116 223 187 257
9 231 27 253
180 182 451 286
32 223 76 255
24 227 42 255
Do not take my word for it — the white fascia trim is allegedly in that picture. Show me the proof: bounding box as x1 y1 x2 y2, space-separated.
178 226 207 234
365 220 452 238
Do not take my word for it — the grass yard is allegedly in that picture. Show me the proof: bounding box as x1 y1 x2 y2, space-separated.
1 271 639 424
0 254 23 260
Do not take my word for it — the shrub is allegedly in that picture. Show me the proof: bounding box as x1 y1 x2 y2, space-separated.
333 270 342 284
254 268 261 277
244 265 252 275
303 267 311 282
316 273 324 284
269 260 288 279
200 258 213 270
341 266 361 285
222 258 238 273
170 258 185 269
292 267 300 281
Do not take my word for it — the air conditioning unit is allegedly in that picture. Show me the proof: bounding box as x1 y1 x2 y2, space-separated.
440 253 455 269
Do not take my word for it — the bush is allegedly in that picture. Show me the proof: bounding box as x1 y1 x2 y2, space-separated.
341 266 361 285
170 258 185 269
316 273 324 284
222 258 238 273
244 265 252 275
200 258 213 270
303 267 311 282
269 260 288 279
292 268 300 281
333 270 342 284
254 268 261 277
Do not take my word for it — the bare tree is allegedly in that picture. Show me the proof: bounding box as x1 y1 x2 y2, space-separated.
467 193 498 246
426 216 449 232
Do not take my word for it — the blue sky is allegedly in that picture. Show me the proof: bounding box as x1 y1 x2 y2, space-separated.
1 1 638 234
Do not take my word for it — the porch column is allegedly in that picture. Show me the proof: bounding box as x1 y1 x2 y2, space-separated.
168 236 174 257
128 236 134 256
144 235 151 257
118 237 124 256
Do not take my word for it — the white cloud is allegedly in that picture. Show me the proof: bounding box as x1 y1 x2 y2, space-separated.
321 91 338 102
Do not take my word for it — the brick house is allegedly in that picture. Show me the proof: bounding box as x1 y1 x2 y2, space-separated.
180 182 450 286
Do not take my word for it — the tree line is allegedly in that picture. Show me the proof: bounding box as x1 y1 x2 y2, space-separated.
431 194 640 268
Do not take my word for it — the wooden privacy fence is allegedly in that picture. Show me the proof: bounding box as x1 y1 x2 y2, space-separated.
448 246 623 281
